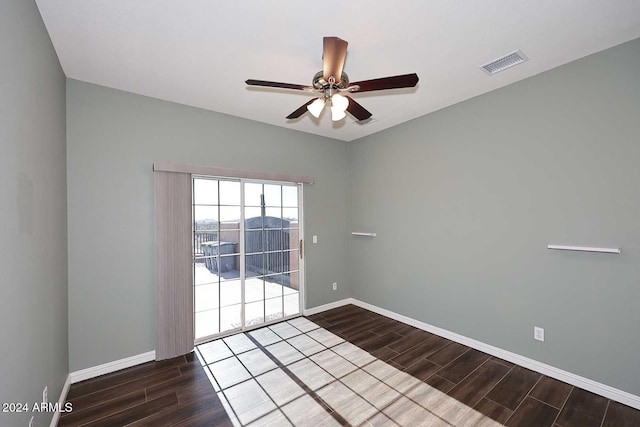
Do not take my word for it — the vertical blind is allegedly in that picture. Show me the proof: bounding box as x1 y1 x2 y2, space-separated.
154 170 194 360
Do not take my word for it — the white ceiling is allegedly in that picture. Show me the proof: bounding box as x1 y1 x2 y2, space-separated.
36 0 640 142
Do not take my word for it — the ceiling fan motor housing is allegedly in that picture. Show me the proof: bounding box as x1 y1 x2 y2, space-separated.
312 70 350 92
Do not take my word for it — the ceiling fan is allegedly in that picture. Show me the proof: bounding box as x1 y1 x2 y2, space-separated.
245 36 419 122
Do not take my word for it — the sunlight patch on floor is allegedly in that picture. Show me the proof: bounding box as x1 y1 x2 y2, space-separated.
197 318 504 426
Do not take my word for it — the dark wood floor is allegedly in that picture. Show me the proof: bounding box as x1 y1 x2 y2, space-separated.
59 305 640 426
309 305 640 427
58 352 231 426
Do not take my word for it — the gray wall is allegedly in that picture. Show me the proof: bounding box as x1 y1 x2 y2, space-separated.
66 80 350 371
348 38 640 395
0 1 68 426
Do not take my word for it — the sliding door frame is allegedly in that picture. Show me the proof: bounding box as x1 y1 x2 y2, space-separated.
193 175 305 345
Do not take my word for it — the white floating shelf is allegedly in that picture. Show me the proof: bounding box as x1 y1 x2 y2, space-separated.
547 245 620 254
351 232 377 237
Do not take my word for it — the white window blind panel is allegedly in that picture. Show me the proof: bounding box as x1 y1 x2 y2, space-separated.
154 170 194 360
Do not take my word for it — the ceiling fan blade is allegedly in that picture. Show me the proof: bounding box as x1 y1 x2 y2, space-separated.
246 79 313 91
286 99 316 119
322 37 348 83
349 73 419 93
345 96 372 121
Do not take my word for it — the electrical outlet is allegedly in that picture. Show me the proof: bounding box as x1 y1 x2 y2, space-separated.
29 416 34 427
332 282 337 291
534 327 545 342
42 386 48 405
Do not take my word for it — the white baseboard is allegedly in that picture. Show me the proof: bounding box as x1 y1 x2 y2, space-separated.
343 298 640 411
303 298 354 316
69 351 156 384
49 374 71 427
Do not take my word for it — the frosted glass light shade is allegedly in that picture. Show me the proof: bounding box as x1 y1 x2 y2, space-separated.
331 94 349 121
331 108 346 121
306 98 325 118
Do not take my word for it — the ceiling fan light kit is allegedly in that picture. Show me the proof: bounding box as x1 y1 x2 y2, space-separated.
306 76 349 121
246 36 419 123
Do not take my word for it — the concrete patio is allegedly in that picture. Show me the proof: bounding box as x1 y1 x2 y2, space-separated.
195 262 300 340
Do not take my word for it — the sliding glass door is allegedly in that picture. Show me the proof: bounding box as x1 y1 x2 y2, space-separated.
192 177 303 342
192 179 242 339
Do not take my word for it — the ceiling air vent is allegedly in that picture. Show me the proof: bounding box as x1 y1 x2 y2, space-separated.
479 50 528 75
